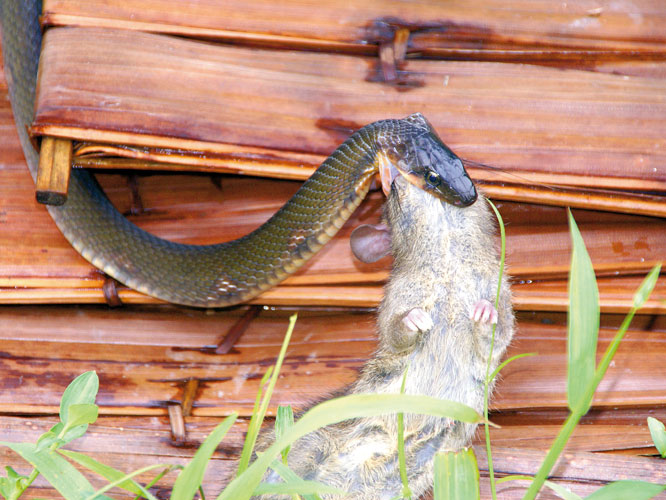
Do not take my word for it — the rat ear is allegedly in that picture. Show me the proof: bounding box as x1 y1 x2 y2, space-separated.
350 224 392 263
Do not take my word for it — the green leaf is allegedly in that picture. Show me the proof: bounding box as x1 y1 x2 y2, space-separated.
253 480 345 496
0 442 110 500
497 475 582 500
0 466 30 500
65 404 99 430
584 480 666 499
59 449 159 499
647 417 666 458
218 393 484 500
171 413 237 500
566 210 599 413
275 405 294 464
433 448 480 500
60 372 99 425
237 313 298 476
633 264 661 308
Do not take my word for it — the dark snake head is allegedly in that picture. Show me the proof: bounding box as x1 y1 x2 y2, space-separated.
381 113 477 207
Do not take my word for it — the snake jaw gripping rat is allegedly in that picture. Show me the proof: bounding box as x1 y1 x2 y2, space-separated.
1 0 477 309
258 175 514 500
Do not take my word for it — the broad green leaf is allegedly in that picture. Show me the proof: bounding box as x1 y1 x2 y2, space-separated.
433 448 480 500
0 442 110 500
171 413 237 500
275 405 294 464
64 404 99 430
218 393 484 500
566 210 599 413
633 265 661 308
268 459 323 500
647 417 666 458
35 426 63 452
0 466 29 500
253 480 345 496
584 480 666 500
59 449 159 499
60 372 99 424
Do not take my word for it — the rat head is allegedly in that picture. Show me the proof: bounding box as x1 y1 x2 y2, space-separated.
377 113 477 207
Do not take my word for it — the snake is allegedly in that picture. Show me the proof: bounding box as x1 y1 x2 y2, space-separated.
1 0 477 308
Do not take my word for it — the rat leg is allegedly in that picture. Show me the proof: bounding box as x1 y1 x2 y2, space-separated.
402 307 434 332
470 299 498 324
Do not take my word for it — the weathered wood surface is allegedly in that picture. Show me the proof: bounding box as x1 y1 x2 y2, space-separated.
32 27 666 217
41 0 666 55
0 306 664 415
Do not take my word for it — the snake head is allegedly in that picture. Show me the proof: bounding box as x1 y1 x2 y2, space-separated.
379 113 477 207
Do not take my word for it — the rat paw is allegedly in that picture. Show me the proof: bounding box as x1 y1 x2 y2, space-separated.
402 307 434 332
470 299 498 325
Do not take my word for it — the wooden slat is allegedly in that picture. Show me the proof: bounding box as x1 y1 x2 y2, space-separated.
41 0 666 55
35 136 72 205
32 27 666 209
0 307 664 415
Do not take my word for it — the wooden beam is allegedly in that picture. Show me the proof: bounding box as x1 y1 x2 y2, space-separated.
36 136 72 205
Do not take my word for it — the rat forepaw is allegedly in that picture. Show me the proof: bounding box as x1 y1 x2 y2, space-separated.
402 307 434 332
471 299 498 325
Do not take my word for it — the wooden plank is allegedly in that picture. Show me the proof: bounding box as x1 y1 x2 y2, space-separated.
35 136 72 205
32 28 666 201
0 307 664 415
41 0 666 56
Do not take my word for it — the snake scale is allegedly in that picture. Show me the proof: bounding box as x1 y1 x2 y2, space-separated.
1 0 477 308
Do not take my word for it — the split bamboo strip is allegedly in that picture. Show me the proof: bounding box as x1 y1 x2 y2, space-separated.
41 0 666 55
32 28 666 213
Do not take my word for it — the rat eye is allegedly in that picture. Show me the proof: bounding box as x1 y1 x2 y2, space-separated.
425 171 441 187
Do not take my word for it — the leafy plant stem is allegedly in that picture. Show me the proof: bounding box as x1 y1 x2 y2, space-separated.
522 263 659 500
484 199 506 500
9 420 71 499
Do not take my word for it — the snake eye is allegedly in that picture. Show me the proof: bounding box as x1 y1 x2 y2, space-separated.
425 171 441 187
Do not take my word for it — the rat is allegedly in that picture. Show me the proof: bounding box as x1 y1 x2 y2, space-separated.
256 173 514 499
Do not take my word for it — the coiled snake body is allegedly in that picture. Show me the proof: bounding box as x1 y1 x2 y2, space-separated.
1 0 477 307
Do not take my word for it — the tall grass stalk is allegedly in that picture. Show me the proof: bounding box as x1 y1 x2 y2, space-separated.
483 199 506 500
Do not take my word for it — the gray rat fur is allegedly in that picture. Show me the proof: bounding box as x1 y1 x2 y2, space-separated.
255 175 514 499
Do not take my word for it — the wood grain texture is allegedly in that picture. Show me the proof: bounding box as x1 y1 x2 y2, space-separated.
41 0 666 55
32 27 666 202
0 306 664 415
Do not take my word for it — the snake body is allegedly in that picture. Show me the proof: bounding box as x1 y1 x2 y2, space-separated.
1 0 477 308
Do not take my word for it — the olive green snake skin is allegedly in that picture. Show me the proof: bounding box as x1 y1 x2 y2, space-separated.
1 0 477 308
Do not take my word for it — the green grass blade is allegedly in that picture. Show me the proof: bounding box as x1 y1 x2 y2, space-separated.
433 448 480 500
488 353 537 385
647 417 666 458
171 413 238 500
397 367 411 499
84 464 170 500
1 442 109 500
522 263 661 500
498 475 582 500
59 449 159 500
275 405 294 464
218 393 484 500
237 313 298 476
484 198 507 500
566 210 599 413
267 460 323 500
584 480 666 499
